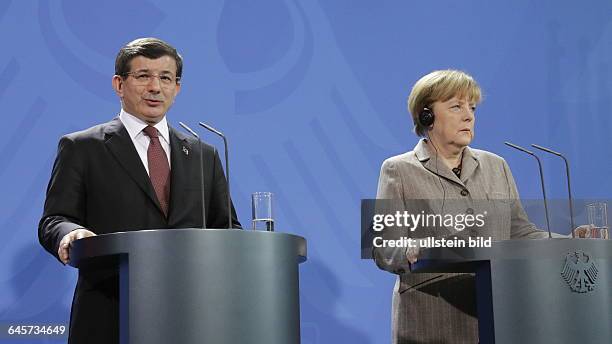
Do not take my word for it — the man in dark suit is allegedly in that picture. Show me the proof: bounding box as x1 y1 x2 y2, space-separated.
38 37 241 344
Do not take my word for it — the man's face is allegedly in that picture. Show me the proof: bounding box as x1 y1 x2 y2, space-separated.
112 55 181 124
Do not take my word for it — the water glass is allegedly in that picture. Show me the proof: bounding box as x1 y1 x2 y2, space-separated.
586 202 608 239
252 192 274 231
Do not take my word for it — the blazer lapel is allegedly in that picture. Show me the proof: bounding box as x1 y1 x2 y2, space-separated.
459 147 479 184
414 139 464 186
167 126 194 224
104 118 164 215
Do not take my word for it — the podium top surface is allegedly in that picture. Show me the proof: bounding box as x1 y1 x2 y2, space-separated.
69 228 307 267
412 238 612 272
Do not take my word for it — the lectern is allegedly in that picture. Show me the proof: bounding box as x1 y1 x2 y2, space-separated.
412 239 612 343
69 229 307 344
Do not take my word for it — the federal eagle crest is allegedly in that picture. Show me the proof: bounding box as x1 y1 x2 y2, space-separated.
561 251 598 293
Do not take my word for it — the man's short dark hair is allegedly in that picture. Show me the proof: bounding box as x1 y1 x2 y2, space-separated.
115 37 183 79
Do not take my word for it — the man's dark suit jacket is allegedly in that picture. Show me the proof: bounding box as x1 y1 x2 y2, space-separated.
38 117 241 344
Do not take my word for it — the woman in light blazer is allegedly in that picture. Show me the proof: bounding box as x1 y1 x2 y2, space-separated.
373 70 551 343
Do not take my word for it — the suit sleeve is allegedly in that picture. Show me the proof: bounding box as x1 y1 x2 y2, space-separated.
207 148 242 229
38 136 87 263
372 159 411 274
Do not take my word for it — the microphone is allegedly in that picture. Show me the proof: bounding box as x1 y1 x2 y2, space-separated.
199 122 232 229
531 144 575 238
178 122 207 229
504 142 552 238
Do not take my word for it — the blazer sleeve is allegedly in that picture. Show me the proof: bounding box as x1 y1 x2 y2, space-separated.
206 148 242 229
372 159 411 274
502 159 550 239
38 136 88 263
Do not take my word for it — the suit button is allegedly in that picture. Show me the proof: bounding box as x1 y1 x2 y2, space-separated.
466 208 474 215
460 189 469 196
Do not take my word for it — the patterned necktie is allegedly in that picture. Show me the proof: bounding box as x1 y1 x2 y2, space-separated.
143 126 170 217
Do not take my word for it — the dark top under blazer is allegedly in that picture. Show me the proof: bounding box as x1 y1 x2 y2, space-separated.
38 117 241 344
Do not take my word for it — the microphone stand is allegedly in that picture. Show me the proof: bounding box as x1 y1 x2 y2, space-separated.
504 142 552 238
179 122 206 229
199 122 232 229
531 144 575 238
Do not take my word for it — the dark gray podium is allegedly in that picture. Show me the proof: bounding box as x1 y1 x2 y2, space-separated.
69 228 307 344
412 238 612 344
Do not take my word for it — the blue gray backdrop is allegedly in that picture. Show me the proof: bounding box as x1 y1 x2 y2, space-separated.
1 1 611 343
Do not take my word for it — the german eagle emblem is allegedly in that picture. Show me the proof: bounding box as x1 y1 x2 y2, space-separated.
561 251 598 293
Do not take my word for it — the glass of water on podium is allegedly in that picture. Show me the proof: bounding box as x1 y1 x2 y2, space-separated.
252 192 274 231
586 202 608 239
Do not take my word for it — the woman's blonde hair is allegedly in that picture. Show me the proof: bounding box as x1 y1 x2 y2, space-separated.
408 70 482 137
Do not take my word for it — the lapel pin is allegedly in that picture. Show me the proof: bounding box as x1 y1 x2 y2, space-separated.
182 146 189 156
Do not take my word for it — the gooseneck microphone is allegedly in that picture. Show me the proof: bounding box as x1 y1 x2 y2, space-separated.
178 122 207 229
531 144 575 238
504 142 552 238
199 122 232 229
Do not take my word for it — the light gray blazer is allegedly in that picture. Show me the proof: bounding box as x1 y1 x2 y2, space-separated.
373 139 548 344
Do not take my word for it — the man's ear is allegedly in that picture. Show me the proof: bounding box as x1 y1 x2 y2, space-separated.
112 75 124 97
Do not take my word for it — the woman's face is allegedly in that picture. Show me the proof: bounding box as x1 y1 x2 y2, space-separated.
428 95 476 149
